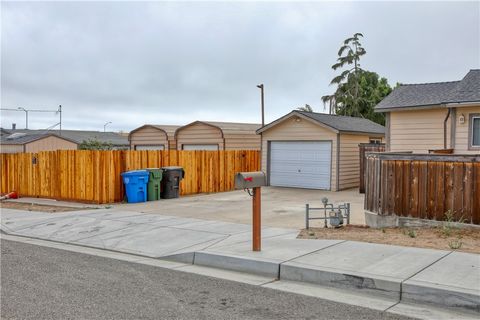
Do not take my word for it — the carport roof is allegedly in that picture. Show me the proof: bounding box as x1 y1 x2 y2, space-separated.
128 124 180 140
175 121 261 137
256 110 385 135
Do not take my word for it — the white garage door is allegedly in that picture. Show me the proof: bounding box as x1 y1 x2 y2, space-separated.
135 145 165 150
182 144 219 151
269 141 331 190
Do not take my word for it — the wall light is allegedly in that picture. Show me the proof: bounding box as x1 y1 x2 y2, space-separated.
459 114 465 124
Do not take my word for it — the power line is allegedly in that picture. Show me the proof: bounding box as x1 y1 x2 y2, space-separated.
1 108 59 113
0 105 62 134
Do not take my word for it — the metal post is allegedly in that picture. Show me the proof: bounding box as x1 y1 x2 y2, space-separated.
305 204 309 229
257 84 264 126
104 121 112 132
59 105 62 135
18 107 28 129
346 203 350 225
323 203 328 228
252 186 261 251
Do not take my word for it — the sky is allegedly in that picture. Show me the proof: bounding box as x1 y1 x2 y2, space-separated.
1 1 479 132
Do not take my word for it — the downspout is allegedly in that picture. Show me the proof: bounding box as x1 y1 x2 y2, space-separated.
443 107 451 149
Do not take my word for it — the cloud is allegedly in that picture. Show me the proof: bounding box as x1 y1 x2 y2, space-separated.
1 1 478 131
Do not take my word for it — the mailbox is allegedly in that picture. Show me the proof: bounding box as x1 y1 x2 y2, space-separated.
235 171 266 190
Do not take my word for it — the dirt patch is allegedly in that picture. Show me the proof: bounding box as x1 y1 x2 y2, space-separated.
0 201 84 213
298 225 480 254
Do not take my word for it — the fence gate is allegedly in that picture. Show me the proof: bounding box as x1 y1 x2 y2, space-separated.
358 143 385 193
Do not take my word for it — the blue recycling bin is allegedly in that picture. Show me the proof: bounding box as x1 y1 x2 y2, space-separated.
121 170 149 203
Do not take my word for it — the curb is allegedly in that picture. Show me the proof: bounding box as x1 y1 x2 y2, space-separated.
187 250 479 314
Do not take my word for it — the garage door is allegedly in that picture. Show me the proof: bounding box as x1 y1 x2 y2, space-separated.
135 145 165 150
269 141 331 189
182 144 219 151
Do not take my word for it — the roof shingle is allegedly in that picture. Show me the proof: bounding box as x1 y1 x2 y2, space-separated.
375 69 480 111
257 111 385 135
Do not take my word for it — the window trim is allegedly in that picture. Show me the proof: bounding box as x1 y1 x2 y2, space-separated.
468 113 480 150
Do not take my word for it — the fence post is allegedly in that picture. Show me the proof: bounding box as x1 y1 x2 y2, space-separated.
305 204 310 229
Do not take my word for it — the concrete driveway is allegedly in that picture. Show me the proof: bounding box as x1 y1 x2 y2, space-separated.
113 187 365 229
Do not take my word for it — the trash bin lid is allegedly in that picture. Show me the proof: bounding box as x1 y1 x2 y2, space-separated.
161 166 183 171
146 168 162 179
121 170 149 176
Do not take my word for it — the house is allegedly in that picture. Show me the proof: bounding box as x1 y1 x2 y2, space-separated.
0 133 78 153
175 121 261 150
128 125 179 150
375 69 480 154
256 110 385 191
0 128 130 153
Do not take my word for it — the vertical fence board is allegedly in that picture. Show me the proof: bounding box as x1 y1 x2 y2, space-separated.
426 162 437 220
473 163 480 224
0 150 260 203
364 154 478 224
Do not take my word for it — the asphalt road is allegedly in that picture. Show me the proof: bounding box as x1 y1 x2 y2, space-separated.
1 240 414 320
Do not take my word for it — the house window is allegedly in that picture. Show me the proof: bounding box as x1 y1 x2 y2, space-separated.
369 138 382 144
469 114 480 149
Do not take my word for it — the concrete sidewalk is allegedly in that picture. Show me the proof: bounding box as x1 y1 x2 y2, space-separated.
1 207 479 316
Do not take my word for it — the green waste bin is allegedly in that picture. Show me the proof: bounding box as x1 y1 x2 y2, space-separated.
146 168 162 201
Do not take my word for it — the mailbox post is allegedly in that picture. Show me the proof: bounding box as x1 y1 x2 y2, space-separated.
235 171 266 251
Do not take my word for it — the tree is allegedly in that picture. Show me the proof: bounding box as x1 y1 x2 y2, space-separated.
79 139 113 150
296 104 313 112
321 33 392 125
322 33 366 116
346 71 392 125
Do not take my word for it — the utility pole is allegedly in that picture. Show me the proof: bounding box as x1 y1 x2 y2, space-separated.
257 84 265 174
58 105 62 135
257 84 265 126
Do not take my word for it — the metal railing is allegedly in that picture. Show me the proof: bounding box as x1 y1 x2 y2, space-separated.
305 197 350 229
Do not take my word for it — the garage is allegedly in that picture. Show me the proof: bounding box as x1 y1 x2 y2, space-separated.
257 110 385 191
269 141 331 189
175 121 261 150
128 125 179 150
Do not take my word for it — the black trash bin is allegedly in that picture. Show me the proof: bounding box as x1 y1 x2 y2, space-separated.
160 166 185 199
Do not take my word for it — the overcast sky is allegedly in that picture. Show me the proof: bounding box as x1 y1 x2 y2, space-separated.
1 1 479 132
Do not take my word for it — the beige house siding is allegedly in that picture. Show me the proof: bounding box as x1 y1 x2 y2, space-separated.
338 134 371 190
0 144 24 153
130 127 168 150
454 106 480 154
25 136 77 153
389 108 452 153
176 123 224 150
224 134 261 150
261 117 338 191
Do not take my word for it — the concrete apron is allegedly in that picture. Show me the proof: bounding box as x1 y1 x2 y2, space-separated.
1 208 479 314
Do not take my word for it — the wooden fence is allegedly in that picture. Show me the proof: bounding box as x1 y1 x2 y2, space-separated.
358 143 385 193
0 150 260 204
364 153 480 224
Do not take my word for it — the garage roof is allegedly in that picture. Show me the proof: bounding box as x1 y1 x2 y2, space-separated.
257 111 385 135
0 133 77 145
5 129 128 146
